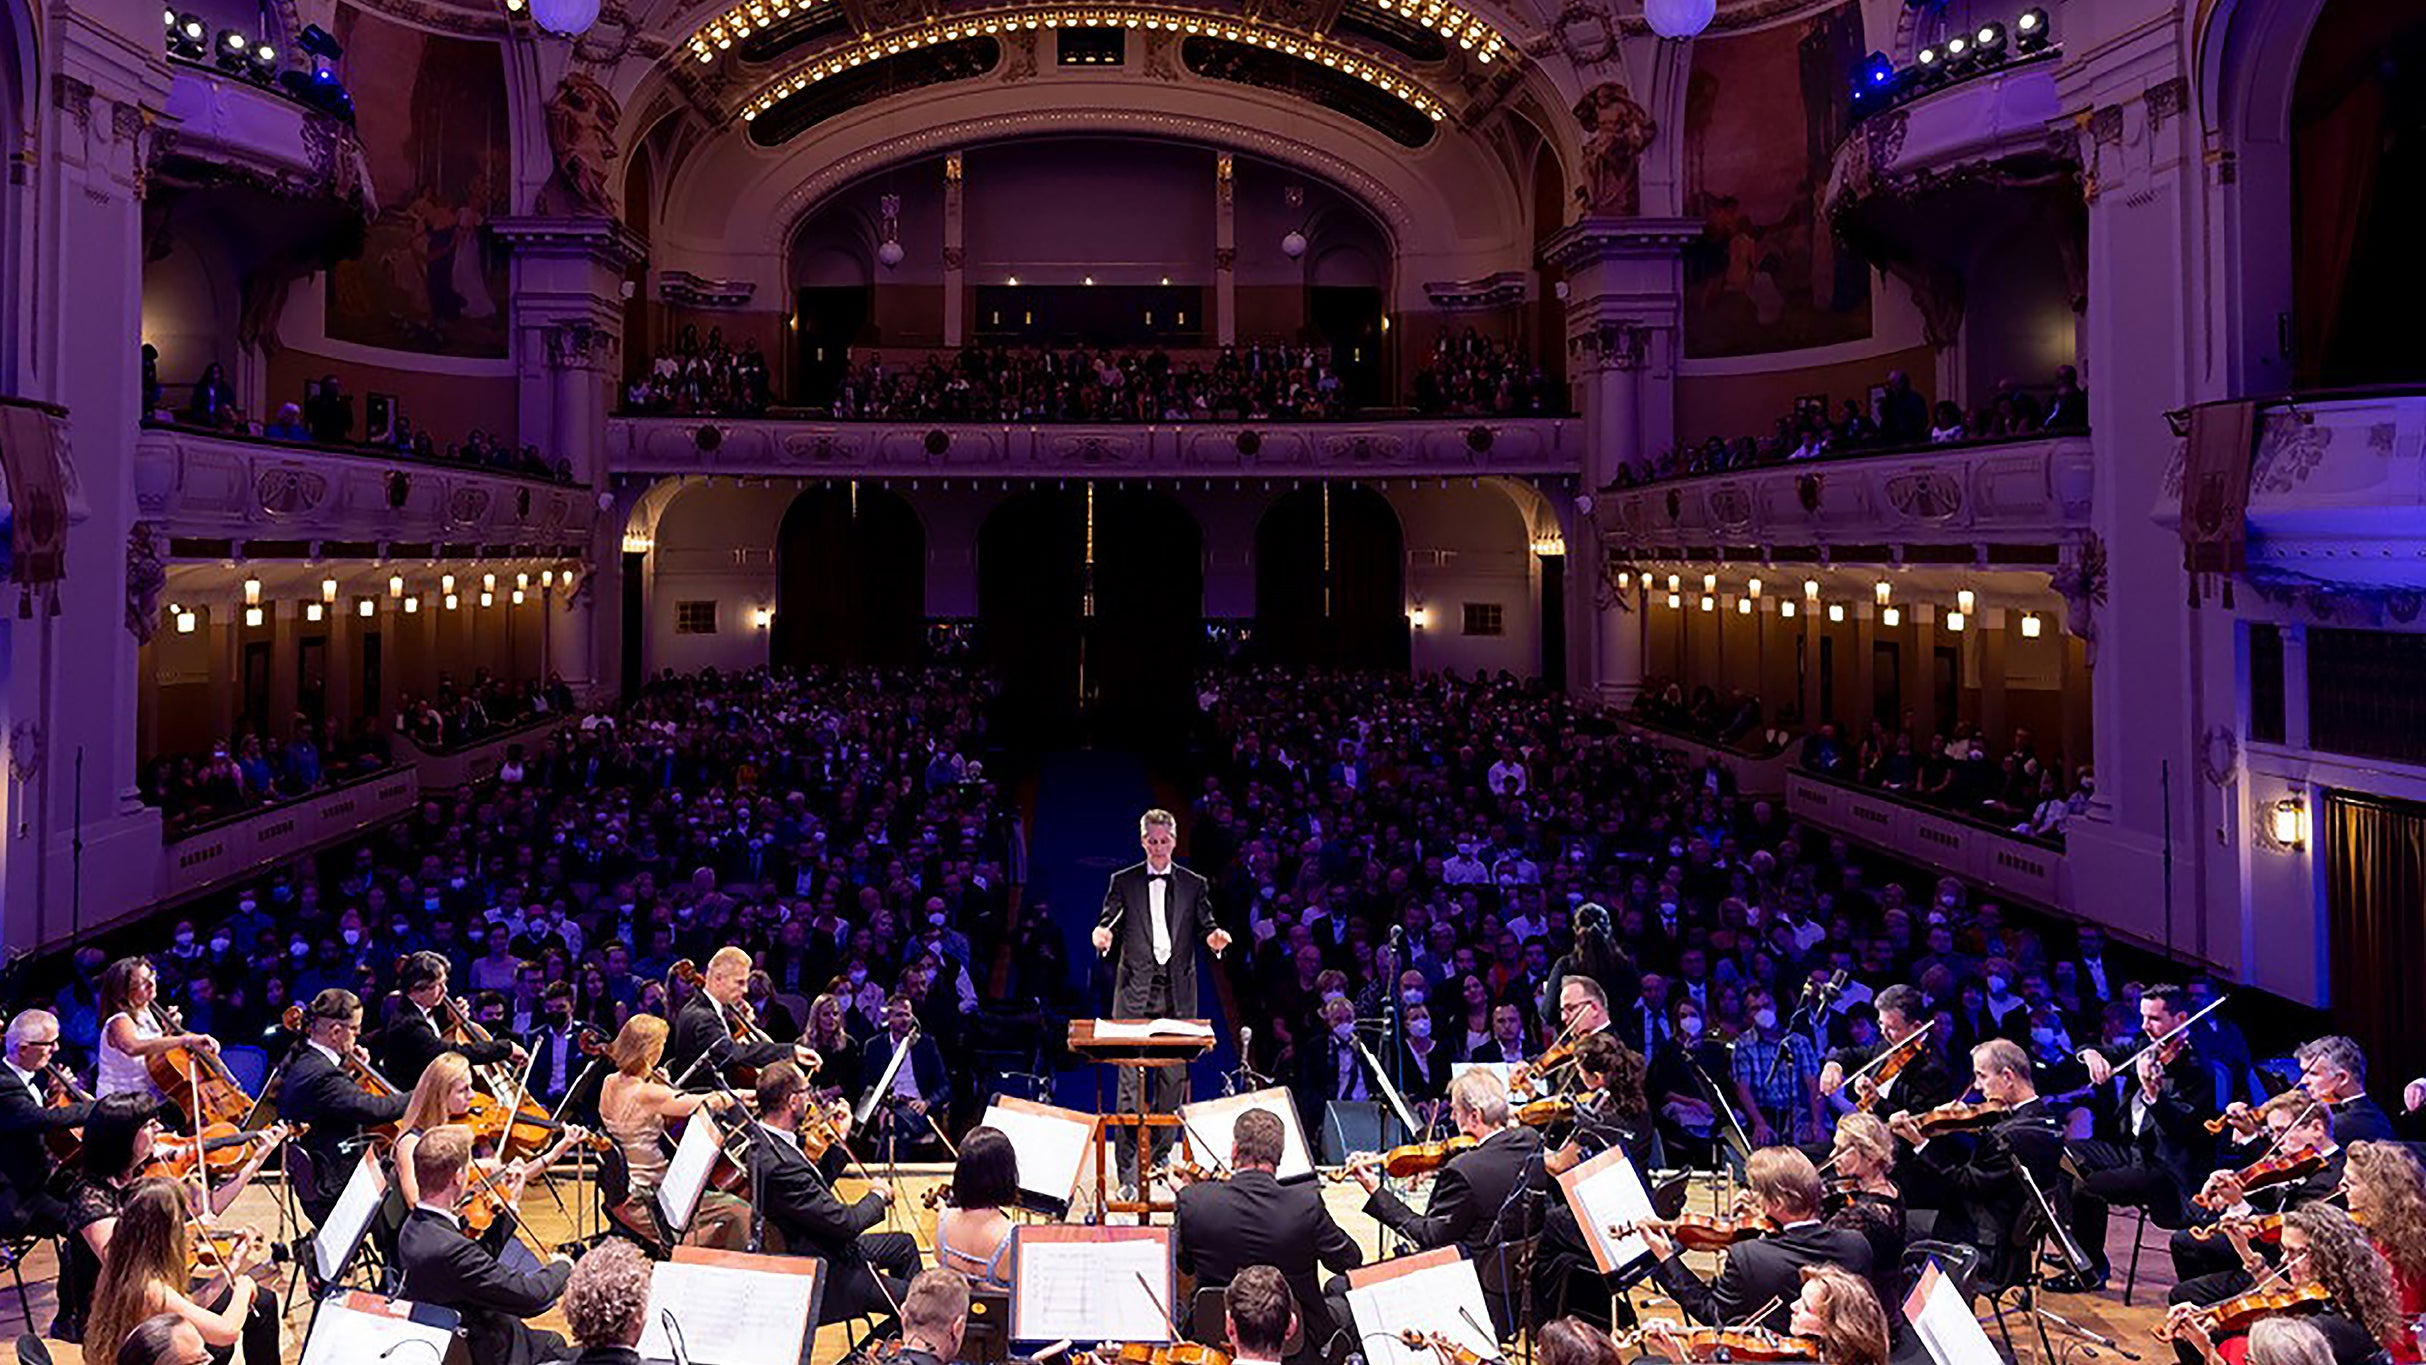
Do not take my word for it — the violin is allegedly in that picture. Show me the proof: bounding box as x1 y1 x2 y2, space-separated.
145 1121 299 1184
2205 1103 2266 1137
1398 1329 1494 1365
1084 1343 1232 1365
2156 1282 2330 1339
1615 1324 1819 1361
2198 1145 2327 1210
1900 1098 2009 1139
41 1062 90 1164
1516 1095 1575 1128
1340 1135 1477 1180
1844 1026 1930 1113
146 1006 253 1129
1511 1041 1577 1099
1151 1158 1227 1185
2188 1212 2284 1244
1608 1211 1779 1251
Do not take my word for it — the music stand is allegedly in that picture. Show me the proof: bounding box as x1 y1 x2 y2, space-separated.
298 1290 459 1365
658 1109 727 1236
1346 1246 1500 1365
640 1247 827 1365
309 1151 388 1291
1902 1260 2005 1365
981 1095 1100 1216
1067 1020 1216 1220
1010 1225 1177 1346
1175 1088 1317 1183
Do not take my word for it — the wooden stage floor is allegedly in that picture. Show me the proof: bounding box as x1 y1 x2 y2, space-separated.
0 1166 2179 1364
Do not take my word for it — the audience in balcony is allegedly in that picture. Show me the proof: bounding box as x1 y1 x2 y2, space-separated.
822 343 1352 422
626 327 772 416
397 671 577 752
181 362 241 429
1411 331 1559 416
143 717 393 832
1621 362 2091 484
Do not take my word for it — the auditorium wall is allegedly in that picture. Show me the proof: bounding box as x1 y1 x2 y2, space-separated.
1391 484 1539 678
1673 342 1937 449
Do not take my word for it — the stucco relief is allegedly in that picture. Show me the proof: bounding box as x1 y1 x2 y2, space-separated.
2251 414 2332 495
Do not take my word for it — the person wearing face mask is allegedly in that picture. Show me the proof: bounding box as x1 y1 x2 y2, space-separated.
1729 985 1822 1147
1394 1002 1449 1102
1648 999 1730 1165
525 983 586 1109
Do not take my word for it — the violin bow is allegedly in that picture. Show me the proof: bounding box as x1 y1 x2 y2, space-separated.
1827 1023 1930 1097
1133 1271 1183 1342
2114 995 2230 1078
1723 1296 1783 1333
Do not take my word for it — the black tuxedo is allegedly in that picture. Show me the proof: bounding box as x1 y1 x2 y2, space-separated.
0 1063 89 1236
1826 1039 1958 1117
2065 1044 2217 1276
279 1042 409 1223
1176 1169 1361 1360
1364 1126 1544 1334
666 992 792 1088
1097 860 1221 1017
2168 1146 2349 1292
746 1127 922 1325
376 1002 520 1098
396 1206 570 1365
567 1350 643 1365
1912 1095 2068 1287
1651 1220 1875 1333
2328 1094 2395 1144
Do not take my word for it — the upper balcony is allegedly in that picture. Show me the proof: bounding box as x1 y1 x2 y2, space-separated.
158 60 368 207
135 424 598 553
1595 432 2094 561
2156 389 2426 592
605 414 1581 479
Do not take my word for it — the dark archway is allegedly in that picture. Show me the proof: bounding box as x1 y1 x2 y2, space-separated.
979 485 1202 745
2293 6 2426 385
1254 483 1407 670
774 484 925 667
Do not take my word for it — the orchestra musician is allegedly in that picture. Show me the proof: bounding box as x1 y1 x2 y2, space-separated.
1509 977 1614 1100
2169 1093 2342 1293
1538 1317 1625 1365
113 1311 214 1365
1346 1069 1543 1336
394 1123 576 1365
59 1095 169 1345
934 1125 1018 1287
2340 1141 2426 1319
1530 1032 1654 1330
1174 1107 1361 1362
0 1009 94 1240
378 950 529 1086
596 1014 747 1249
745 1059 923 1328
1223 1265 1298 1365
2293 1038 2394 1144
280 988 411 1225
893 1269 973 1365
1888 1038 2067 1289
95 958 220 1107
665 946 821 1086
560 1240 654 1365
2058 983 2219 1293
1637 1147 1871 1335
1091 808 1230 1184
1822 1112 1905 1321
1787 1263 1893 1365
1816 986 1954 1118
2162 1204 2408 1365
81 1177 280 1365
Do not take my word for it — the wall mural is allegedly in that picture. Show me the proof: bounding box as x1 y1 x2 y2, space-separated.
323 3 511 358
1681 1 1871 358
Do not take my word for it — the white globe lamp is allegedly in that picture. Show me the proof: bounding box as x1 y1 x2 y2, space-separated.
1643 0 1715 40
876 239 906 269
529 0 601 36
1280 229 1308 259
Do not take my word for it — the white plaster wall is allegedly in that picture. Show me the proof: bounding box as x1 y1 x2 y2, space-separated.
1388 483 1539 678
644 482 783 675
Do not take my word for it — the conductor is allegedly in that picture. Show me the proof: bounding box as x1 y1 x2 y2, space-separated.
1092 809 1233 1185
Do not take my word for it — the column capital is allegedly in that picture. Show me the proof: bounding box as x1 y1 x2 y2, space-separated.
493 215 648 272
1539 215 1701 274
541 319 620 373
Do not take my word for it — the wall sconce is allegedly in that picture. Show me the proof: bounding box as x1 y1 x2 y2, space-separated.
1881 606 1901 627
1616 571 1632 592
320 578 338 603
404 596 420 614
1667 573 1682 593
1408 602 1431 630
174 608 197 634
1827 603 1845 623
1780 600 1797 619
1666 593 1681 610
357 598 374 618
542 569 556 588
1703 573 1718 593
243 578 262 607
622 532 654 555
1874 581 1892 606
441 573 457 595
752 607 773 629
512 588 526 606
482 572 497 593
1958 588 1977 614
243 605 264 628
444 593 460 611
1736 598 1751 616
2020 612 2043 638
517 572 530 591
1945 610 1967 632
479 590 495 608
305 602 324 623
2270 796 2309 850
1699 595 1714 613
1804 579 1820 601
389 574 405 598
1747 577 1762 598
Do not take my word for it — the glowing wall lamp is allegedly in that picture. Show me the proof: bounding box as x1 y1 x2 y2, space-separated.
2269 795 2309 850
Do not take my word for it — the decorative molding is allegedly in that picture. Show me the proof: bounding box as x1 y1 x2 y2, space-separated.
1422 270 1528 310
1539 215 1701 272
658 269 759 309
2145 76 2188 134
544 321 620 372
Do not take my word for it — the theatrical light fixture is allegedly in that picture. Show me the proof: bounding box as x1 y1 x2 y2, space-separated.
296 22 342 58
1974 21 2006 61
1957 588 1976 614
1862 50 1894 86
250 41 278 78
1882 606 1901 627
2020 612 2043 638
216 28 251 71
1946 610 1967 632
2016 7 2050 52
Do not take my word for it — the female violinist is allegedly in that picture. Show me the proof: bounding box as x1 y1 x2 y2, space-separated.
96 958 220 1108
390 1054 479 1208
81 1177 279 1365
2340 1142 2426 1327
934 1125 1018 1287
2164 1205 2409 1365
59 1094 167 1344
594 1014 748 1248
1786 1264 1891 1365
1542 1033 1653 1178
1536 1316 1623 1365
1822 1114 1905 1318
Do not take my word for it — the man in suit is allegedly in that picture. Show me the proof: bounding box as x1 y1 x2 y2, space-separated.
862 994 949 1159
746 1060 922 1327
1347 1070 1543 1335
378 950 527 1093
524 983 586 1110
280 988 410 1224
2292 1036 2393 1143
2056 983 2217 1291
1640 1146 1872 1334
1224 1266 1297 1365
1176 1108 1361 1362
561 1240 652 1365
1890 1037 2070 1290
1817 985 1956 1117
892 1271 970 1365
2167 1091 2344 1293
0 1009 92 1238
666 945 820 1088
1092 808 1232 1181
395 1123 575 1365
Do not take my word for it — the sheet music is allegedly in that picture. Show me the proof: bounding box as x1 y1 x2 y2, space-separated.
1559 1146 1658 1275
1903 1262 2002 1365
659 1112 723 1232
1178 1088 1315 1182
639 1262 815 1365
299 1296 456 1365
312 1152 386 1285
983 1100 1096 1204
1014 1235 1174 1343
1346 1257 1496 1365
1094 1018 1215 1042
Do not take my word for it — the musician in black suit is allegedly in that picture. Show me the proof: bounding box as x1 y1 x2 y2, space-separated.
280 988 410 1224
1175 1108 1361 1362
2291 1036 2394 1144
1640 1146 1873 1335
862 994 950 1159
1529 1032 1657 1330
394 1123 575 1365
0 1009 92 1238
1818 985 1956 1118
561 1240 653 1365
665 946 821 1089
746 1060 922 1328
378 950 527 1091
2056 983 2218 1291
892 1270 971 1365
1890 1037 2069 1289
1091 809 1231 1180
1347 1070 1543 1335
2168 1092 2344 1295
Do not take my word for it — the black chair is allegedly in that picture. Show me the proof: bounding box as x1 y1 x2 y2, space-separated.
594 1143 670 1256
960 1283 1012 1363
0 1234 49 1334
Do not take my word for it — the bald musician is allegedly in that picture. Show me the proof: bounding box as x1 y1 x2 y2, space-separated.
666 946 821 1086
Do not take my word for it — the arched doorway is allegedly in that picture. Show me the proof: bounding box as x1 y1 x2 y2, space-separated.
774 484 925 667
979 485 1203 743
1254 483 1406 670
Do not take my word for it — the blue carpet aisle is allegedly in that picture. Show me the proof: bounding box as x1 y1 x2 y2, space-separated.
1024 748 1238 1113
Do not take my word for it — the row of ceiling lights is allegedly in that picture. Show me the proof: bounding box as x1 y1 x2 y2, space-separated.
1615 570 2043 637
693 0 1502 67
167 567 579 634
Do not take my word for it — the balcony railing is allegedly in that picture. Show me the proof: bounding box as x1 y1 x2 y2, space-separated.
158 61 366 202
136 423 598 549
607 414 1580 478
161 766 418 902
1599 432 2093 552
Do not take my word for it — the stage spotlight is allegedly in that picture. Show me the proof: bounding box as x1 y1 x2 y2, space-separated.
1862 51 1895 87
297 23 342 59
216 28 250 71
249 41 278 80
1941 33 1974 73
2015 7 2050 52
1974 21 2006 61
1913 44 1946 85
171 12 206 56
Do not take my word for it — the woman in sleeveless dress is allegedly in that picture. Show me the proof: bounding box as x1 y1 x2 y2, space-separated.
935 1125 1017 1288
96 957 220 1108
596 1014 747 1248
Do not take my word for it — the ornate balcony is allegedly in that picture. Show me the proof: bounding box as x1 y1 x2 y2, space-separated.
606 415 1580 479
134 425 598 551
158 64 371 206
1596 434 2094 558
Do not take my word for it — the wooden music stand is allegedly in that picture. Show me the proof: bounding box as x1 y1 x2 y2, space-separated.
1067 1019 1217 1220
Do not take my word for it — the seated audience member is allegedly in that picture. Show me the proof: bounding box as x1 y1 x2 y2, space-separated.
562 1240 654 1365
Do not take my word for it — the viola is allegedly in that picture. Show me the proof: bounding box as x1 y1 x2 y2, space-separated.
1342 1135 1477 1180
146 1006 253 1129
2199 1145 2327 1210
1616 1324 1819 1361
1609 1211 1779 1251
1516 1096 1575 1128
41 1062 90 1165
282 1004 402 1101
1398 1329 1494 1365
1902 1098 2009 1139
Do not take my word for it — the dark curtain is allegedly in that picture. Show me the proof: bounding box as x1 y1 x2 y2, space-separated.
2292 78 2384 387
2324 791 2426 1090
774 485 925 667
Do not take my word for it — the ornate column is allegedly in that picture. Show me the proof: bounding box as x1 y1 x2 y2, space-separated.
1215 153 1238 347
498 216 645 703
943 154 966 347
1541 215 1697 707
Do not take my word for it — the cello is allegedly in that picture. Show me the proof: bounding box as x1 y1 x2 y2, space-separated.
146 1005 255 1129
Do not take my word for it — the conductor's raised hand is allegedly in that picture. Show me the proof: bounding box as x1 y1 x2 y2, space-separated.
1092 925 1114 956
1206 929 1233 955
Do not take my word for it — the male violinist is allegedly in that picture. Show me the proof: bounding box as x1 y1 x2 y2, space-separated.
1636 1147 1871 1335
666 945 821 1087
1174 1108 1361 1362
2055 983 2218 1292
1346 1070 1542 1336
1888 1038 2068 1289
281 988 411 1224
891 1270 972 1365
0 1009 93 1239
394 1123 576 1365
379 950 528 1090
745 1060 923 1328
1816 986 1954 1118
2167 1092 2342 1297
